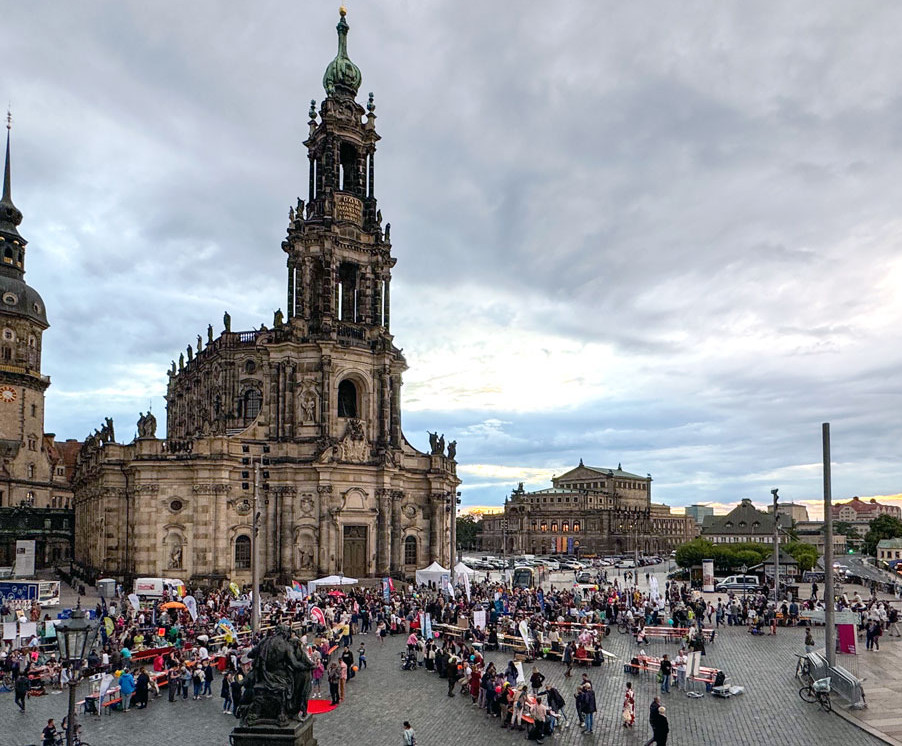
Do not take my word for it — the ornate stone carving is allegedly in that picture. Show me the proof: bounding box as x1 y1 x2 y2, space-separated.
192 484 232 495
133 484 159 495
317 418 370 463
234 497 252 516
298 494 315 516
402 504 417 520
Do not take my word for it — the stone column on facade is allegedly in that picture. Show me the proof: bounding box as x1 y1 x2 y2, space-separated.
320 356 332 438
286 362 296 440
390 490 402 573
322 257 335 334
389 374 402 446
429 495 441 564
317 485 333 574
373 272 383 327
379 367 390 444
376 489 391 575
383 276 391 331
287 261 295 320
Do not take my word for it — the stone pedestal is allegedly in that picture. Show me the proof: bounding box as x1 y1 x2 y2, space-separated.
229 717 317 746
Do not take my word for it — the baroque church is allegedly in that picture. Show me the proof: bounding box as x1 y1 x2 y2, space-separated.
72 10 460 586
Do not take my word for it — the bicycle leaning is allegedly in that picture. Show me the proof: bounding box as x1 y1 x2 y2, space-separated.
799 676 832 712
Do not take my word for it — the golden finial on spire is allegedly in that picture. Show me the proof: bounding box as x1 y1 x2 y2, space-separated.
339 5 347 17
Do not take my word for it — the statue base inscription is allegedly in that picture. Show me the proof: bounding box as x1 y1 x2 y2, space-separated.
229 716 317 746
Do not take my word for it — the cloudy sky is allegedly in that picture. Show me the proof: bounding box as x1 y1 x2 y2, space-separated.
5 1 902 516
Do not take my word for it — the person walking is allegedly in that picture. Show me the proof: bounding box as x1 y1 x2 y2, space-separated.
622 681 636 727
643 696 661 746
580 682 597 735
14 672 28 711
804 628 815 654
41 718 58 746
652 705 669 745
402 721 416 745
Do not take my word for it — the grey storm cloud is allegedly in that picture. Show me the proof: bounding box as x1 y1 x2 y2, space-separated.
4 1 902 509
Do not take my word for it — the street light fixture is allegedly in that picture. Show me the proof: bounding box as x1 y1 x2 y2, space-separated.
741 563 748 604
55 604 100 746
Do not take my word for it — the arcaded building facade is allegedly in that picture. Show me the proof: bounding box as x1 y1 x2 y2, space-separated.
73 12 459 587
481 462 696 556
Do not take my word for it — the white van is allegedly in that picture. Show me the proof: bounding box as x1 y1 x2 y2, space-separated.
714 575 759 592
134 577 186 599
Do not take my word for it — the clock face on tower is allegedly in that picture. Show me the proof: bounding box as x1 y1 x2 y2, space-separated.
0 386 17 404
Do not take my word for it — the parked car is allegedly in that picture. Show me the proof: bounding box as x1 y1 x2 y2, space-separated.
616 559 637 569
714 574 760 592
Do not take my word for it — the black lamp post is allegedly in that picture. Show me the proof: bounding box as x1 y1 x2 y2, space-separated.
741 564 748 604
55 604 100 746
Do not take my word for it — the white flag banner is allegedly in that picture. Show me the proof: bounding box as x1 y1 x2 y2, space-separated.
463 570 471 602
127 593 141 612
183 595 198 622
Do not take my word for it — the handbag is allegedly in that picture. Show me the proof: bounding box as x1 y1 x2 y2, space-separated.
656 672 663 683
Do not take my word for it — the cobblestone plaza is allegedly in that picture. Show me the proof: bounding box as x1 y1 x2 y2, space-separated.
3 592 884 745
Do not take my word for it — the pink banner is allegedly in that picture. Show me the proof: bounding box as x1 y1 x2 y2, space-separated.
837 624 856 654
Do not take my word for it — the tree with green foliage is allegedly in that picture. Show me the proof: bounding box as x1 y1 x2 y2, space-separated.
455 515 482 550
863 514 902 556
833 521 856 536
783 541 819 572
675 539 769 570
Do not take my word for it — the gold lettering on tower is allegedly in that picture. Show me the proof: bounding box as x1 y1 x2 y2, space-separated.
334 193 363 225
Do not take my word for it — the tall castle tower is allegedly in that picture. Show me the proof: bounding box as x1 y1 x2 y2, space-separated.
73 12 460 586
0 117 77 567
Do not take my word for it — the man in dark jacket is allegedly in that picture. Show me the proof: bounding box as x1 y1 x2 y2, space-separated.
652 705 669 745
644 696 661 746
14 673 28 711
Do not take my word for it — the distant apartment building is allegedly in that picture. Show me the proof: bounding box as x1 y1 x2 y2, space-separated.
832 497 901 523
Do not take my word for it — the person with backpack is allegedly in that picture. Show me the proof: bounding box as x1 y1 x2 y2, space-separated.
402 721 416 745
543 684 568 730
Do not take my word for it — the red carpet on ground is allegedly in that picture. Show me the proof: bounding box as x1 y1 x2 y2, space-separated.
307 698 338 715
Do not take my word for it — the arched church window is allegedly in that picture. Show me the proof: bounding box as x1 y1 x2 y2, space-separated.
404 535 417 565
27 463 34 479
244 360 256 375
235 535 251 569
243 389 262 421
337 379 358 418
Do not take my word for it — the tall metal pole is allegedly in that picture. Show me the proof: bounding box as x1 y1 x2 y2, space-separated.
823 423 836 666
66 671 77 746
772 489 780 608
252 461 261 635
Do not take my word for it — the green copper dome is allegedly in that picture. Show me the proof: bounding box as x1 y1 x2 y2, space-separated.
323 9 362 98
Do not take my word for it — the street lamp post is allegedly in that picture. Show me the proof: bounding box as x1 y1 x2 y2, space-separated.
741 563 748 604
55 604 99 746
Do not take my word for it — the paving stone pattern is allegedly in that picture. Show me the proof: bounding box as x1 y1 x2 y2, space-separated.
2 621 883 746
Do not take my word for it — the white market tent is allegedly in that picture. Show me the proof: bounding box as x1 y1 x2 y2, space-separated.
415 561 449 586
307 575 358 593
454 562 476 582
